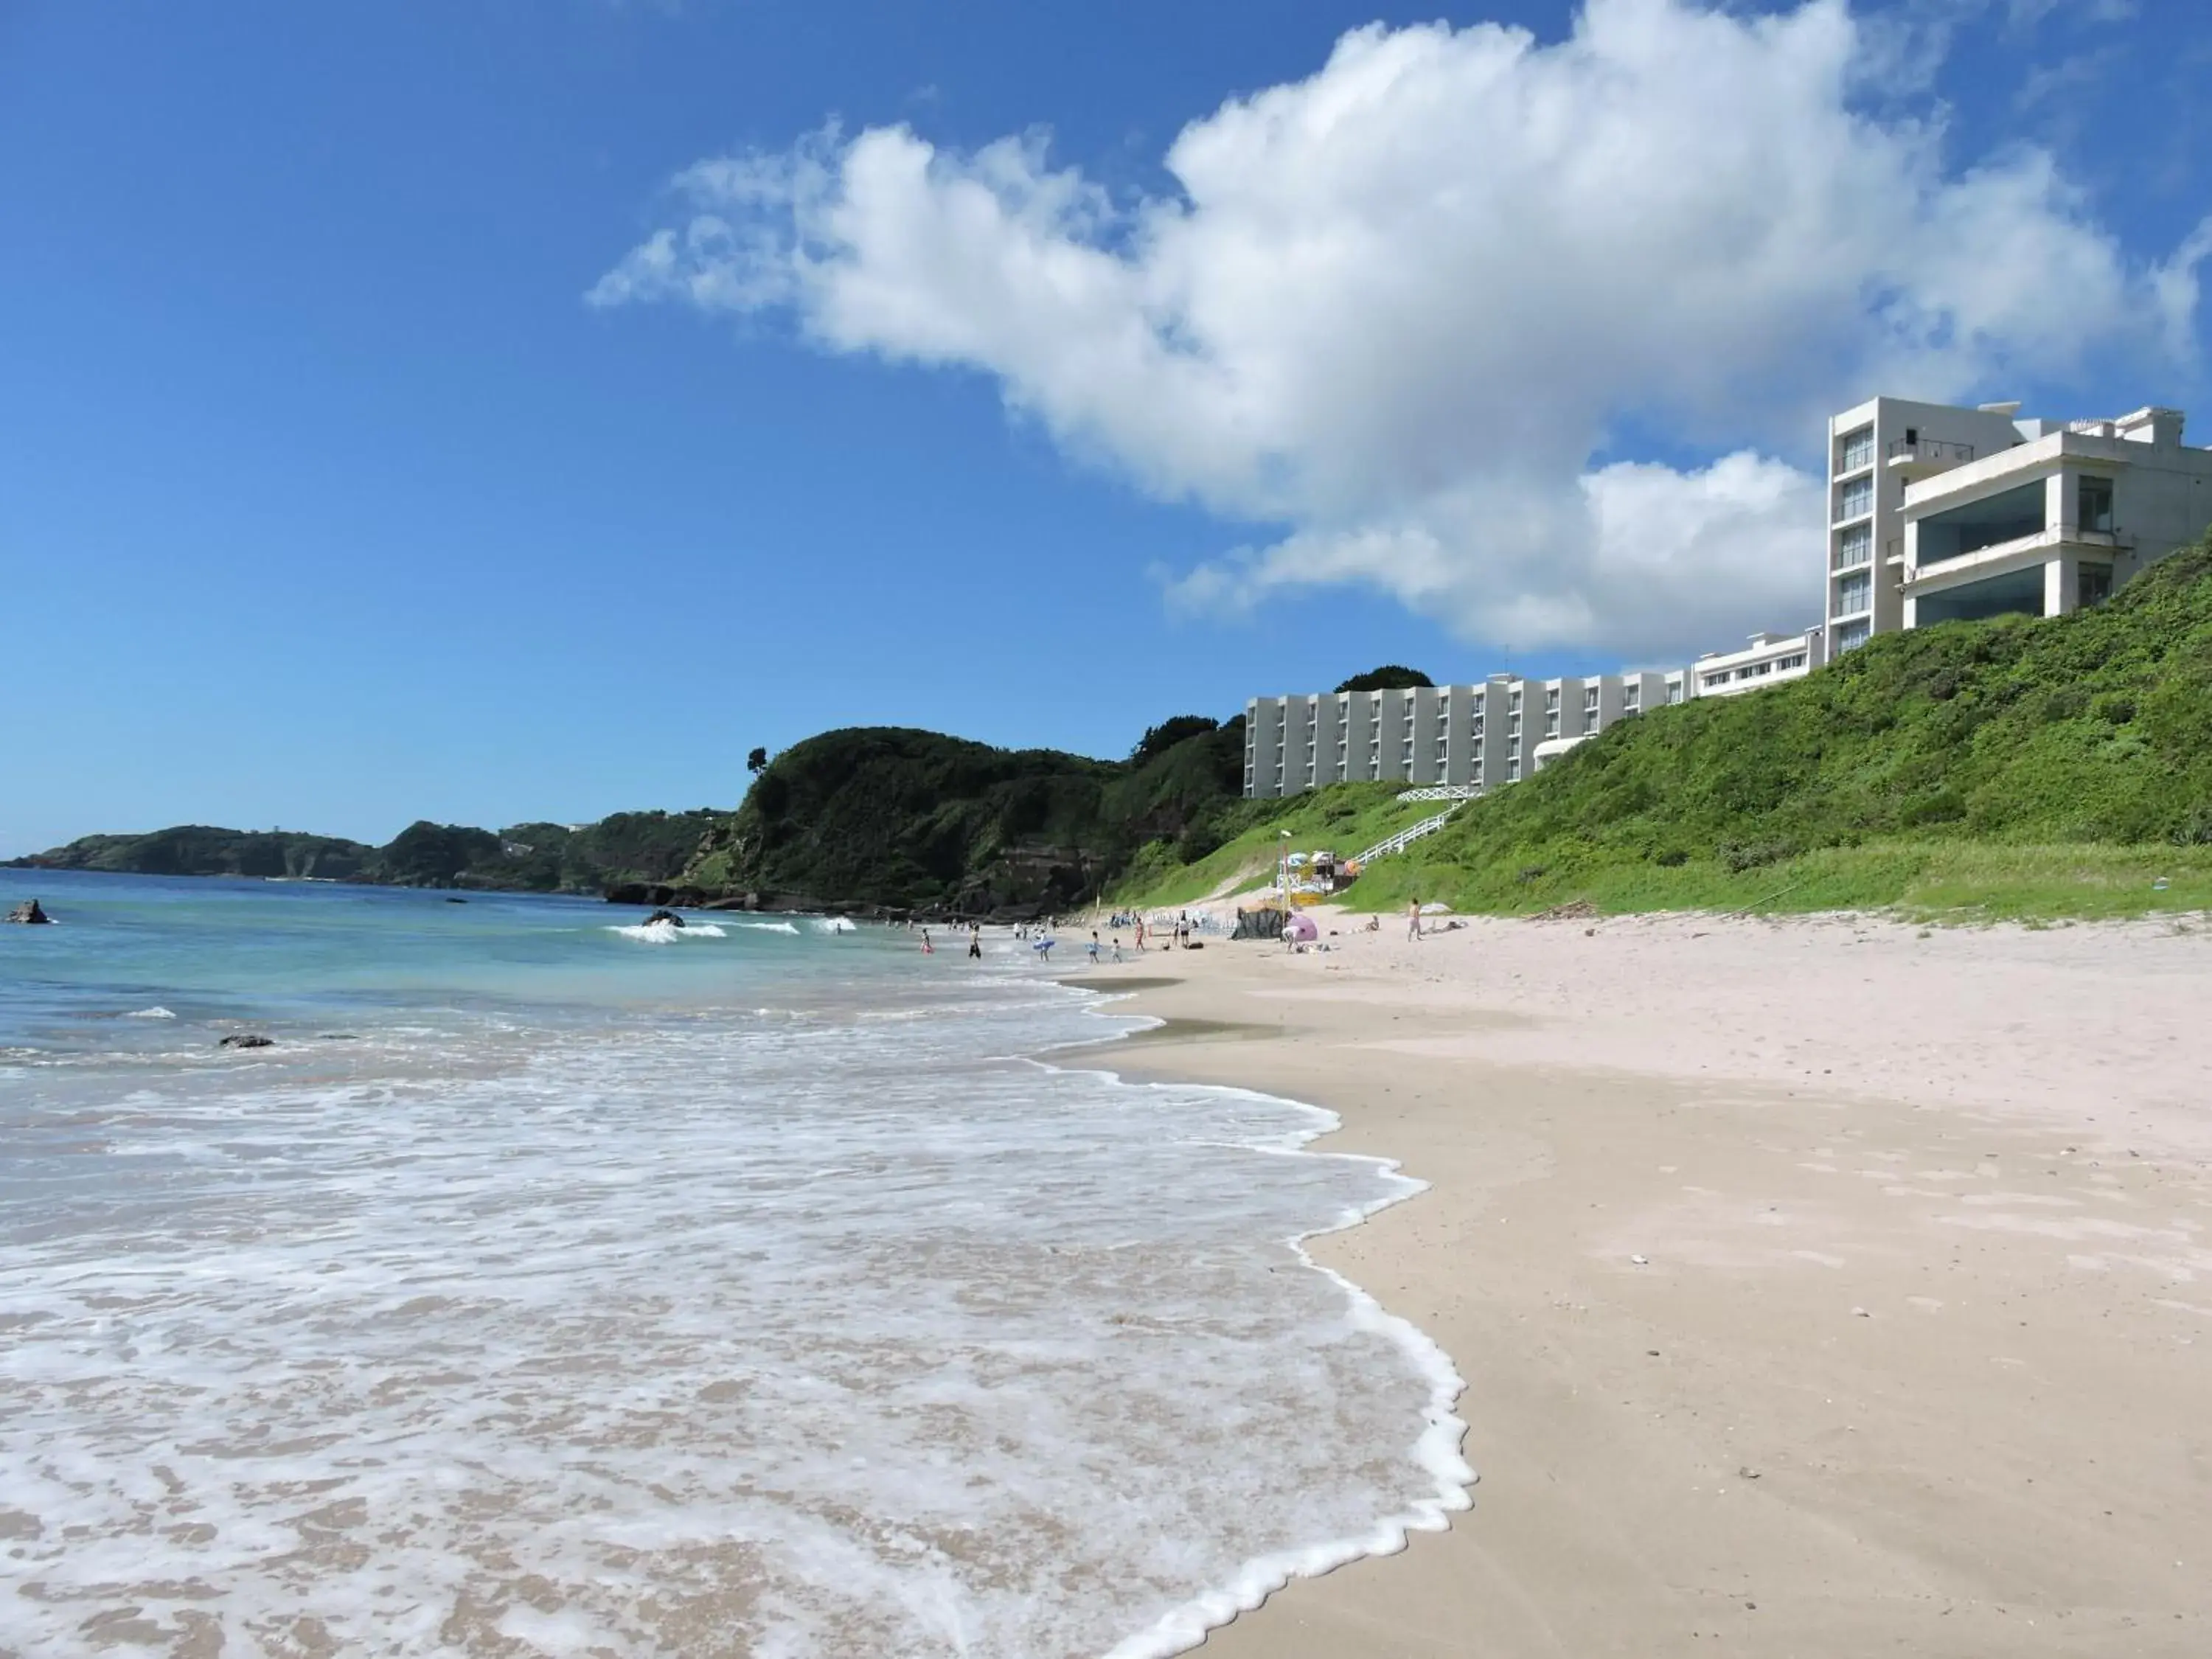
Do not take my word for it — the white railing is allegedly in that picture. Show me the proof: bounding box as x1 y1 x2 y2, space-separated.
1355 805 1462 865
1397 785 1482 802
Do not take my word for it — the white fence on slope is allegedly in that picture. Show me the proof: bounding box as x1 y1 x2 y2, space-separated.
1354 805 1462 866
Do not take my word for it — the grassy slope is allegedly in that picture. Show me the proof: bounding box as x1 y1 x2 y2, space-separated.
1109 783 1450 910
1354 535 2212 922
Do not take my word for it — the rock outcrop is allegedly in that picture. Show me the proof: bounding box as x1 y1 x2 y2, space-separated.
4 899 51 924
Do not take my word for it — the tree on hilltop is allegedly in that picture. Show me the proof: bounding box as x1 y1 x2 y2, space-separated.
1335 666 1433 693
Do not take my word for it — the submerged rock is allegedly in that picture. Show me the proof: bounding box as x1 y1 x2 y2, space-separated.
4 898 52 924
218 1034 276 1049
644 908 686 928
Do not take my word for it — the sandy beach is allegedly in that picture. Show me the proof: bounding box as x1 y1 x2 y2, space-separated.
1071 907 2212 1656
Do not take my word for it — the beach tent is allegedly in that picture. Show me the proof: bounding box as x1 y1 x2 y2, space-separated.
1283 913 1319 943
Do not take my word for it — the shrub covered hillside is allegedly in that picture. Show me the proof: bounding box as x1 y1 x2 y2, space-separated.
679 719 1262 914
1367 535 2212 919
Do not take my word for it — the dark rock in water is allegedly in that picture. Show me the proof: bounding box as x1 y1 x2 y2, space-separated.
445 896 469 904
219 1034 276 1049
644 908 686 928
5 898 52 925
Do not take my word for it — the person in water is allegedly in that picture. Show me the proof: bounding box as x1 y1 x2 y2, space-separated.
968 925 982 960
921 928 934 954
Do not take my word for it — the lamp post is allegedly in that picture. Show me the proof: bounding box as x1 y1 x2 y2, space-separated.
1279 829 1293 908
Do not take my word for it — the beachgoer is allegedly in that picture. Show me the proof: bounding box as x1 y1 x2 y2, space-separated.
1033 935 1055 961
1135 918 1146 952
1088 931 1101 966
1406 900 1422 942
922 928 934 955
1111 935 1123 962
968 925 982 960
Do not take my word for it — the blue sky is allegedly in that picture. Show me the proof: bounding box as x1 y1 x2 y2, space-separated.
3 0 2207 854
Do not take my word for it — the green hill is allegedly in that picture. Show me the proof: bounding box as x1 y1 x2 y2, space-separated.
1348 535 2212 920
676 718 1258 914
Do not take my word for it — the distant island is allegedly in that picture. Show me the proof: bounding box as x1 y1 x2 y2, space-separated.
7 812 729 899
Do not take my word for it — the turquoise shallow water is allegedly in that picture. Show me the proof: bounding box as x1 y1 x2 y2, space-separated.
0 869 882 1056
0 871 1467 1658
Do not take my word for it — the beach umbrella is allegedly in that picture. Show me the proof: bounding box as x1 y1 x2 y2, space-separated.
1283 913 1319 942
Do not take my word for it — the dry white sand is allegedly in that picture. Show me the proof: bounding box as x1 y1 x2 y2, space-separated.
1071 907 2212 1656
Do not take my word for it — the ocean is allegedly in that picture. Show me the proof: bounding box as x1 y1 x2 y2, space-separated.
0 870 1468 1658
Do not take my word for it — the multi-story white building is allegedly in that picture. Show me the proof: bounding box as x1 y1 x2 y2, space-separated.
1899 407 2212 627
1828 397 2212 641
1245 672 1674 800
1825 397 2032 653
1691 627 1826 698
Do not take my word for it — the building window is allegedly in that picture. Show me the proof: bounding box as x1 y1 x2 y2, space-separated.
1545 714 1560 737
1835 571 1871 616
1702 670 1731 690
1834 524 1872 570
1584 687 1601 710
1776 653 1806 671
2078 476 2115 534
1834 619 1871 653
1836 477 1873 521
1838 425 1874 473
2079 563 2113 608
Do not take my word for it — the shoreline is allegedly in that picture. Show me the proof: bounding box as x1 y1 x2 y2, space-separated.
1057 907 2212 1656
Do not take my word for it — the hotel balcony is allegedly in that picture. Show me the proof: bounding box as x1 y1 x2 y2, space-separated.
1885 437 1976 481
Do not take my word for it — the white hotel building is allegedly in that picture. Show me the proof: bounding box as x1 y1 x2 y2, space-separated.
1830 397 2212 644
1246 394 2212 801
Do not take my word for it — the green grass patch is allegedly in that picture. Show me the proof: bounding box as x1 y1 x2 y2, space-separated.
1346 838 2212 922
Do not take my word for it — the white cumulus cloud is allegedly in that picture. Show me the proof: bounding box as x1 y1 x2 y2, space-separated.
591 0 2190 659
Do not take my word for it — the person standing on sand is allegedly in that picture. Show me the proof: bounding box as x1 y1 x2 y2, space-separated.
1088 930 1102 966
1135 917 1146 952
967 925 981 960
1406 899 1422 942
1111 934 1123 963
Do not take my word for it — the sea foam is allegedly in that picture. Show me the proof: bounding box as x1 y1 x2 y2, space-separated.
607 919 729 943
0 950 1468 1658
